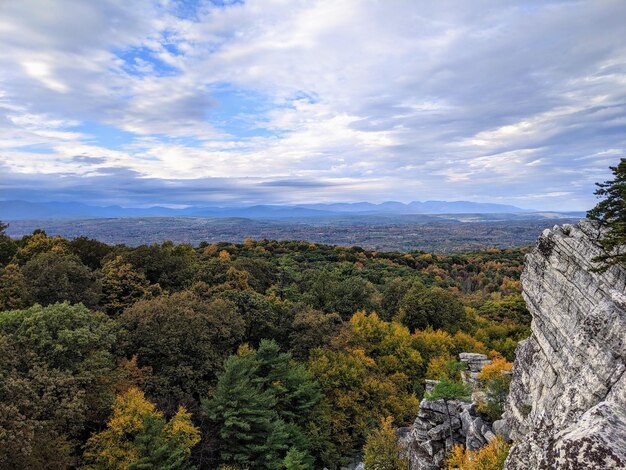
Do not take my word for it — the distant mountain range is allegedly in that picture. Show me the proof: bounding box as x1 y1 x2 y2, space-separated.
0 199 539 220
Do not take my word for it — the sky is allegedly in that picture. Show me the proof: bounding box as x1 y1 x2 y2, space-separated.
0 0 625 210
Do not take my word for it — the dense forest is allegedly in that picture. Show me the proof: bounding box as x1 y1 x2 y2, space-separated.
0 221 530 469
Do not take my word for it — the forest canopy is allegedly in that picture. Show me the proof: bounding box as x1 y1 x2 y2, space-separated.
0 224 530 469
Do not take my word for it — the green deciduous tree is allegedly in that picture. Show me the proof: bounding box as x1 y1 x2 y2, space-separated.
0 303 118 467
398 285 466 333
213 289 282 345
0 221 17 267
120 291 244 412
68 236 112 270
23 251 101 308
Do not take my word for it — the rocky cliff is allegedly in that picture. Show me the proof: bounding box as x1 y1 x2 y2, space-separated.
399 353 496 470
399 399 495 470
504 220 626 469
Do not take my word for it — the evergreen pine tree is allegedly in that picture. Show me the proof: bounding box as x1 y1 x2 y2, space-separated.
203 352 279 467
587 158 626 270
203 340 320 469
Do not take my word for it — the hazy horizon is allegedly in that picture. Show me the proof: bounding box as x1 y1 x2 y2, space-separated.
1 1 625 211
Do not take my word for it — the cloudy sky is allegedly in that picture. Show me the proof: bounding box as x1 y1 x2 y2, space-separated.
1 0 625 210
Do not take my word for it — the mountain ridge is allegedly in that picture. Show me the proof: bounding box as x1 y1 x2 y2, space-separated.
0 199 537 220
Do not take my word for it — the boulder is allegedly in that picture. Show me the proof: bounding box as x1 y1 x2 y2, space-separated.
399 398 493 469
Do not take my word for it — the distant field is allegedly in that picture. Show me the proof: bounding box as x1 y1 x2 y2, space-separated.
5 215 581 252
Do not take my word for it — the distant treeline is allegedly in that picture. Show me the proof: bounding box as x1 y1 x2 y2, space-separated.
3 215 580 252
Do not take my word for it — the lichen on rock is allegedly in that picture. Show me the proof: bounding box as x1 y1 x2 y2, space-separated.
504 220 626 469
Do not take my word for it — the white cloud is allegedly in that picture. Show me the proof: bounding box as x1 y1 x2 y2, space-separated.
0 0 625 210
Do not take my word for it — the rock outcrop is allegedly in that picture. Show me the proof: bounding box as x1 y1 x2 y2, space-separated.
400 400 495 470
504 220 626 469
400 353 496 470
459 352 492 387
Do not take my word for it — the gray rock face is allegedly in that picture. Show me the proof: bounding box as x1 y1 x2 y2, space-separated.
492 418 511 441
459 352 492 387
504 220 626 469
399 351 499 469
400 400 495 469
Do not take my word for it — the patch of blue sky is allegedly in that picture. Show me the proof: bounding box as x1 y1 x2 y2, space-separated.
116 46 179 77
205 85 280 139
206 0 245 8
169 0 203 19
11 143 55 154
167 1 244 21
73 122 136 150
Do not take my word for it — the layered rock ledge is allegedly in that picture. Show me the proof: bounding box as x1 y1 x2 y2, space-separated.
504 220 626 469
399 353 496 470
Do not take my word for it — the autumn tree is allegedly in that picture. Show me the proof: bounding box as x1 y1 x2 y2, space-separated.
363 417 407 470
446 435 510 470
413 329 455 367
476 357 513 421
23 251 101 308
13 230 69 264
587 158 626 270
398 285 466 333
309 313 421 461
0 263 33 310
0 303 118 467
120 291 244 412
334 312 423 385
83 387 200 469
100 255 150 315
288 306 342 360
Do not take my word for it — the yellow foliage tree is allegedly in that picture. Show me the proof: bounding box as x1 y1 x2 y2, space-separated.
309 313 421 460
363 417 407 470
476 357 513 422
83 387 200 469
445 436 510 470
412 329 455 364
477 358 513 383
